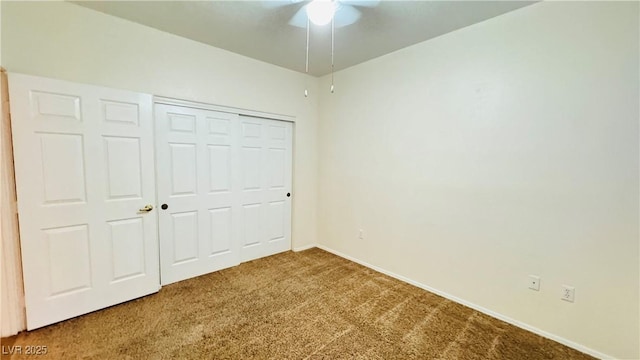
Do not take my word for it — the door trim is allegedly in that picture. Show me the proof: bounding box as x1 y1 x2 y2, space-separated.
154 96 295 123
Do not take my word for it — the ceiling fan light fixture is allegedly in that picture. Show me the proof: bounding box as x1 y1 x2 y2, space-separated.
306 0 336 26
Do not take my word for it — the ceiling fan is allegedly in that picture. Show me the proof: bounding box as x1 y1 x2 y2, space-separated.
265 0 380 28
265 0 380 96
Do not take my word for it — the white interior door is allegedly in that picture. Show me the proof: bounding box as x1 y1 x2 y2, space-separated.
155 104 241 285
9 73 160 330
239 116 292 262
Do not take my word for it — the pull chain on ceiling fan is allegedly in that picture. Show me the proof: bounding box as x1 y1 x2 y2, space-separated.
265 0 379 96
305 17 309 97
331 15 335 94
305 1 336 97
305 0 338 97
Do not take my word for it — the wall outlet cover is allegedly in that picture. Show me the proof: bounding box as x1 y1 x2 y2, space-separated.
561 285 575 302
528 275 541 291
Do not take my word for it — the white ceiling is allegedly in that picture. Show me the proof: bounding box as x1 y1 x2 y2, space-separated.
73 1 535 77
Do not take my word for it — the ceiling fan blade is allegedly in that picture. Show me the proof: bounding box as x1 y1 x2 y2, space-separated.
334 5 361 28
339 0 379 8
288 7 308 28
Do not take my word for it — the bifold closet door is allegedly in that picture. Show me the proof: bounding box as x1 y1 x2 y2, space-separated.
9 74 160 330
155 105 293 284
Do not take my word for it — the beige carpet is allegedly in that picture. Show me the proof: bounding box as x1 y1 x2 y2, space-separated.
2 248 594 359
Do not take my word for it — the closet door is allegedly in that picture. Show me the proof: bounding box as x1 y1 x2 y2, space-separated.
9 73 160 329
155 105 293 284
238 116 293 262
155 104 241 285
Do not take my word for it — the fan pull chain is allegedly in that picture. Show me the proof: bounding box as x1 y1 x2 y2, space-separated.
304 17 310 98
330 16 335 94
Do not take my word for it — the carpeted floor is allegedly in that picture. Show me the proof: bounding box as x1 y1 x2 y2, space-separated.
2 248 594 359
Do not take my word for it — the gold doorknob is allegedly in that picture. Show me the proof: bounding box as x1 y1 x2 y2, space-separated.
139 204 154 212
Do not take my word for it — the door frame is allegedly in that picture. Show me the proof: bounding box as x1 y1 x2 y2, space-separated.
153 97 295 123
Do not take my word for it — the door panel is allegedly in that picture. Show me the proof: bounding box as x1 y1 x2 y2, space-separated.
242 203 262 248
171 211 199 264
107 217 145 282
239 116 292 262
264 120 292 256
44 224 91 296
169 143 198 195
104 136 143 199
209 207 232 255
40 134 87 204
156 104 241 285
208 145 231 192
9 73 159 330
268 201 285 241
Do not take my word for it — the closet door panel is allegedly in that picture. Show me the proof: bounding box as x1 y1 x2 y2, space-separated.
155 104 240 285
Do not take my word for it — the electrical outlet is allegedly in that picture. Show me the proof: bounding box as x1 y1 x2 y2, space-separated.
358 229 364 239
561 285 575 302
528 275 540 291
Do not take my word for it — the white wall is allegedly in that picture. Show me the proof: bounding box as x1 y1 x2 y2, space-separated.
1 1 318 252
318 2 639 359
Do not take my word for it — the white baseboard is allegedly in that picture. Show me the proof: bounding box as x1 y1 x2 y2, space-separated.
292 243 317 252
315 244 612 360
